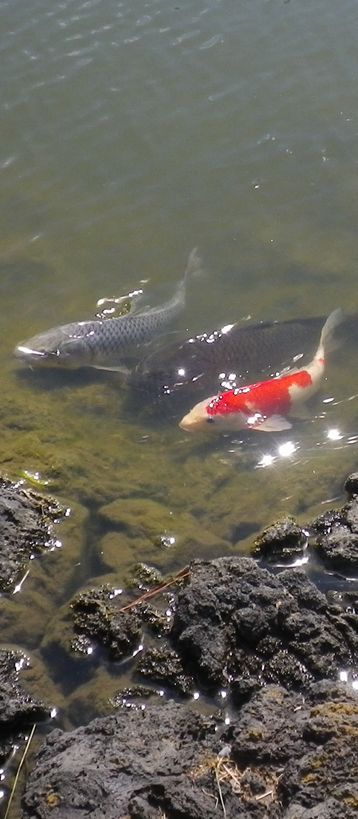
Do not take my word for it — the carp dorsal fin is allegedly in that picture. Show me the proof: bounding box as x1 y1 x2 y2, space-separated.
95 290 146 319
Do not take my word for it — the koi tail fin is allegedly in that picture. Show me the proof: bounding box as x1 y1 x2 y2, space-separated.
316 308 344 359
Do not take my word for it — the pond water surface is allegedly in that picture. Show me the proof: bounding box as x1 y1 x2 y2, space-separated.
1 0 358 764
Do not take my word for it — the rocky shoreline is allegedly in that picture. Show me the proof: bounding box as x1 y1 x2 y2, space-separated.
0 475 357 818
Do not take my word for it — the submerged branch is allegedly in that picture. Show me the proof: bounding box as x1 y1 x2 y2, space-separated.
117 566 190 613
4 723 37 819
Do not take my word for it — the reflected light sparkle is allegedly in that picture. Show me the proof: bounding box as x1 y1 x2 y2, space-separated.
258 453 275 468
278 441 296 458
327 428 343 441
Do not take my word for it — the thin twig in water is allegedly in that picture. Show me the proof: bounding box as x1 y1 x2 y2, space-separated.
215 758 227 818
4 723 36 819
117 567 190 613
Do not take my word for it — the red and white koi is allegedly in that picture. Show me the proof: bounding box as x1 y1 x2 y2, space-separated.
179 309 343 433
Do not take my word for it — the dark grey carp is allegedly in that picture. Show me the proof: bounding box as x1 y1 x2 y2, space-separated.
14 249 200 370
128 313 355 415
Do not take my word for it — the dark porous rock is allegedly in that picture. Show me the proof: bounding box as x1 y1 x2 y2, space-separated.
127 561 163 590
231 675 260 706
316 530 358 574
344 472 358 497
140 602 173 637
234 681 358 816
311 482 358 572
137 646 195 696
21 704 233 819
71 585 142 660
342 497 358 533
227 681 358 819
22 683 358 819
171 557 358 694
281 738 358 818
310 508 344 535
0 648 49 763
0 476 63 592
326 589 358 615
228 685 307 765
111 684 162 708
254 516 307 562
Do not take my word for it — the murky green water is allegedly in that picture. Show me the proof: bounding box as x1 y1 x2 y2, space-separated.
1 0 358 749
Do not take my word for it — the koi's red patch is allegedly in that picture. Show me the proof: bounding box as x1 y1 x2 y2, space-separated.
207 369 312 418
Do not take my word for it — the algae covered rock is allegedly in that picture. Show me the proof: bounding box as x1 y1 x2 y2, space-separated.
344 472 358 497
71 585 142 661
312 482 358 573
0 648 49 764
253 515 307 562
316 530 358 574
0 477 63 592
136 645 195 696
230 681 358 819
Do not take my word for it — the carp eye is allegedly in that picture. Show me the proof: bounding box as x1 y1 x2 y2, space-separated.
206 417 215 424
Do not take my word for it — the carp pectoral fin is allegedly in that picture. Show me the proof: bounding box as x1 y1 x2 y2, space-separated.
251 414 292 432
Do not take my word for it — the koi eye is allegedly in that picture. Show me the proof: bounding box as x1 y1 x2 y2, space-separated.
206 416 215 424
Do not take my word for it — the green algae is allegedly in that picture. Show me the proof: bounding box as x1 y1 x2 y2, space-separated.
1 590 54 651
301 772 319 784
66 667 135 726
97 496 230 574
344 796 358 809
309 702 358 737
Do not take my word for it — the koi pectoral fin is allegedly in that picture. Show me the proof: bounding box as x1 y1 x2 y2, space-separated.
250 414 293 432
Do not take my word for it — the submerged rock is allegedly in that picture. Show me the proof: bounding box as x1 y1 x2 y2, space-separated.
312 477 358 573
71 585 142 661
136 645 195 696
0 477 63 592
253 516 307 562
0 648 49 764
344 472 358 497
316 530 358 574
